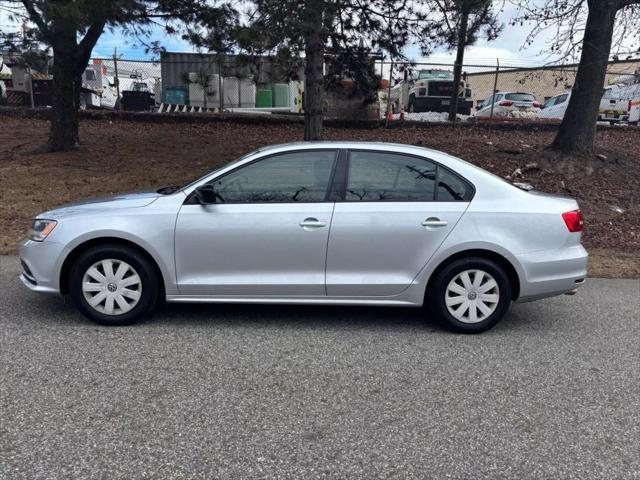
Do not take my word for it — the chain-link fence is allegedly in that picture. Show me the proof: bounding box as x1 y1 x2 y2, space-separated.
85 53 304 113
379 59 640 124
2 52 639 124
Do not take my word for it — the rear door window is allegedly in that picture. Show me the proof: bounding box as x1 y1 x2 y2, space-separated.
345 151 474 202
346 152 436 202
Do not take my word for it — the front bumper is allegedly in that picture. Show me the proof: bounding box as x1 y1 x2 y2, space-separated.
515 244 588 302
19 238 67 295
413 97 473 115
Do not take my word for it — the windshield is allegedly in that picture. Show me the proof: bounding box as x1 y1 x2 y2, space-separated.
505 93 536 102
132 82 149 92
418 70 454 80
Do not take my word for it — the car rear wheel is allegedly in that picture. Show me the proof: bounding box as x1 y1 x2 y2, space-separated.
69 244 159 326
427 257 512 333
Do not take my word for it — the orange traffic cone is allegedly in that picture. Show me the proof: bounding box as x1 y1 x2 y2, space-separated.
386 108 393 121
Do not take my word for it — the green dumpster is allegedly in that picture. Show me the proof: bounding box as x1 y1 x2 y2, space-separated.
255 89 273 108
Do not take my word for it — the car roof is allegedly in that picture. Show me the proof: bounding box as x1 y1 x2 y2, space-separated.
256 141 444 156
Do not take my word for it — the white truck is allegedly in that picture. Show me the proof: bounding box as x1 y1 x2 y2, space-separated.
598 74 640 125
390 69 473 115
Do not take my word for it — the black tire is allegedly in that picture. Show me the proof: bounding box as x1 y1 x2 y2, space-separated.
426 257 512 334
68 244 160 326
408 95 416 113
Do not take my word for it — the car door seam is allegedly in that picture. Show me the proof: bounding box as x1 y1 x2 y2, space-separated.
406 201 473 290
323 201 337 296
173 199 186 295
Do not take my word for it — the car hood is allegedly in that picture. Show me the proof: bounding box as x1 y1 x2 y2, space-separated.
38 191 161 219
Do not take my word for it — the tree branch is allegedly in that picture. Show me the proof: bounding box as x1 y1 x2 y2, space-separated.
618 0 640 8
20 0 49 37
76 19 107 75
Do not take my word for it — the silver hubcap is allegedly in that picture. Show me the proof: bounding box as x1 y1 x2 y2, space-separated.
82 259 142 315
445 269 500 324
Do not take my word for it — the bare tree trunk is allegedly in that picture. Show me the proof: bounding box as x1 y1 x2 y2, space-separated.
448 10 469 122
551 0 617 154
50 46 80 151
303 0 324 141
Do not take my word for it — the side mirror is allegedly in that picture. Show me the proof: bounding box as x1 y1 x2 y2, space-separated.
195 184 220 204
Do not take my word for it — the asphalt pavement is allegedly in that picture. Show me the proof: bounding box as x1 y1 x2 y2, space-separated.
1 256 639 479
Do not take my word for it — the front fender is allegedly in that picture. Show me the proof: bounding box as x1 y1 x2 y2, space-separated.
58 228 178 295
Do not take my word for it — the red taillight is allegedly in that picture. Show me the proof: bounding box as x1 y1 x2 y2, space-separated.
562 210 583 232
629 100 632 113
498 101 513 107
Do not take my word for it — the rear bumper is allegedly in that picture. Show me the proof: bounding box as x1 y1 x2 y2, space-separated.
515 244 588 302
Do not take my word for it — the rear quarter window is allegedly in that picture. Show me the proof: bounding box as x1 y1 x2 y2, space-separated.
437 167 474 201
505 93 536 102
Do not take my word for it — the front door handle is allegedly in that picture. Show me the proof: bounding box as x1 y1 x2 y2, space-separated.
300 218 327 230
422 217 448 228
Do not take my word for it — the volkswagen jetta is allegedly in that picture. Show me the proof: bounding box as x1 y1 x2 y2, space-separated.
20 142 588 333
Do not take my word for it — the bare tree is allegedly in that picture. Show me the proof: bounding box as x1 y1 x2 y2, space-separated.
241 0 435 140
431 0 501 121
0 0 236 151
514 0 640 154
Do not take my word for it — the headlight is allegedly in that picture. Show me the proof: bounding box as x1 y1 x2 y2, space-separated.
28 219 57 242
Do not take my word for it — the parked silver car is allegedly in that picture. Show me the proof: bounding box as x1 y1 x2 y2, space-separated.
20 142 587 332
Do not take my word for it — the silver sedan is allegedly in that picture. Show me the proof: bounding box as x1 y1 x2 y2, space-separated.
20 142 588 333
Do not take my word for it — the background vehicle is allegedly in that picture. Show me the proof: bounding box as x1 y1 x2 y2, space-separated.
121 80 155 111
540 92 571 120
599 82 640 125
390 69 474 114
475 92 541 118
19 142 587 333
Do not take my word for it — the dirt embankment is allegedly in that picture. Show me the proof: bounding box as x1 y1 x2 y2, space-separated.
1 114 638 277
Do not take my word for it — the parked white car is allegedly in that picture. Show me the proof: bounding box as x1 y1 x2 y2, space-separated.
541 86 640 125
475 92 541 118
540 92 571 121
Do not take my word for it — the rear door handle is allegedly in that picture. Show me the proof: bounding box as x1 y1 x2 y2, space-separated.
300 218 327 229
422 217 448 228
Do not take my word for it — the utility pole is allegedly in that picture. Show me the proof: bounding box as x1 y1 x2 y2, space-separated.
488 58 499 133
385 59 394 128
113 48 120 109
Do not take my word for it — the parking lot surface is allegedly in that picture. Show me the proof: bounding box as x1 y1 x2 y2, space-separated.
1 256 639 479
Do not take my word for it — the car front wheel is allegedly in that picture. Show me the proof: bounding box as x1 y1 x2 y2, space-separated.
427 257 512 333
69 244 159 326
